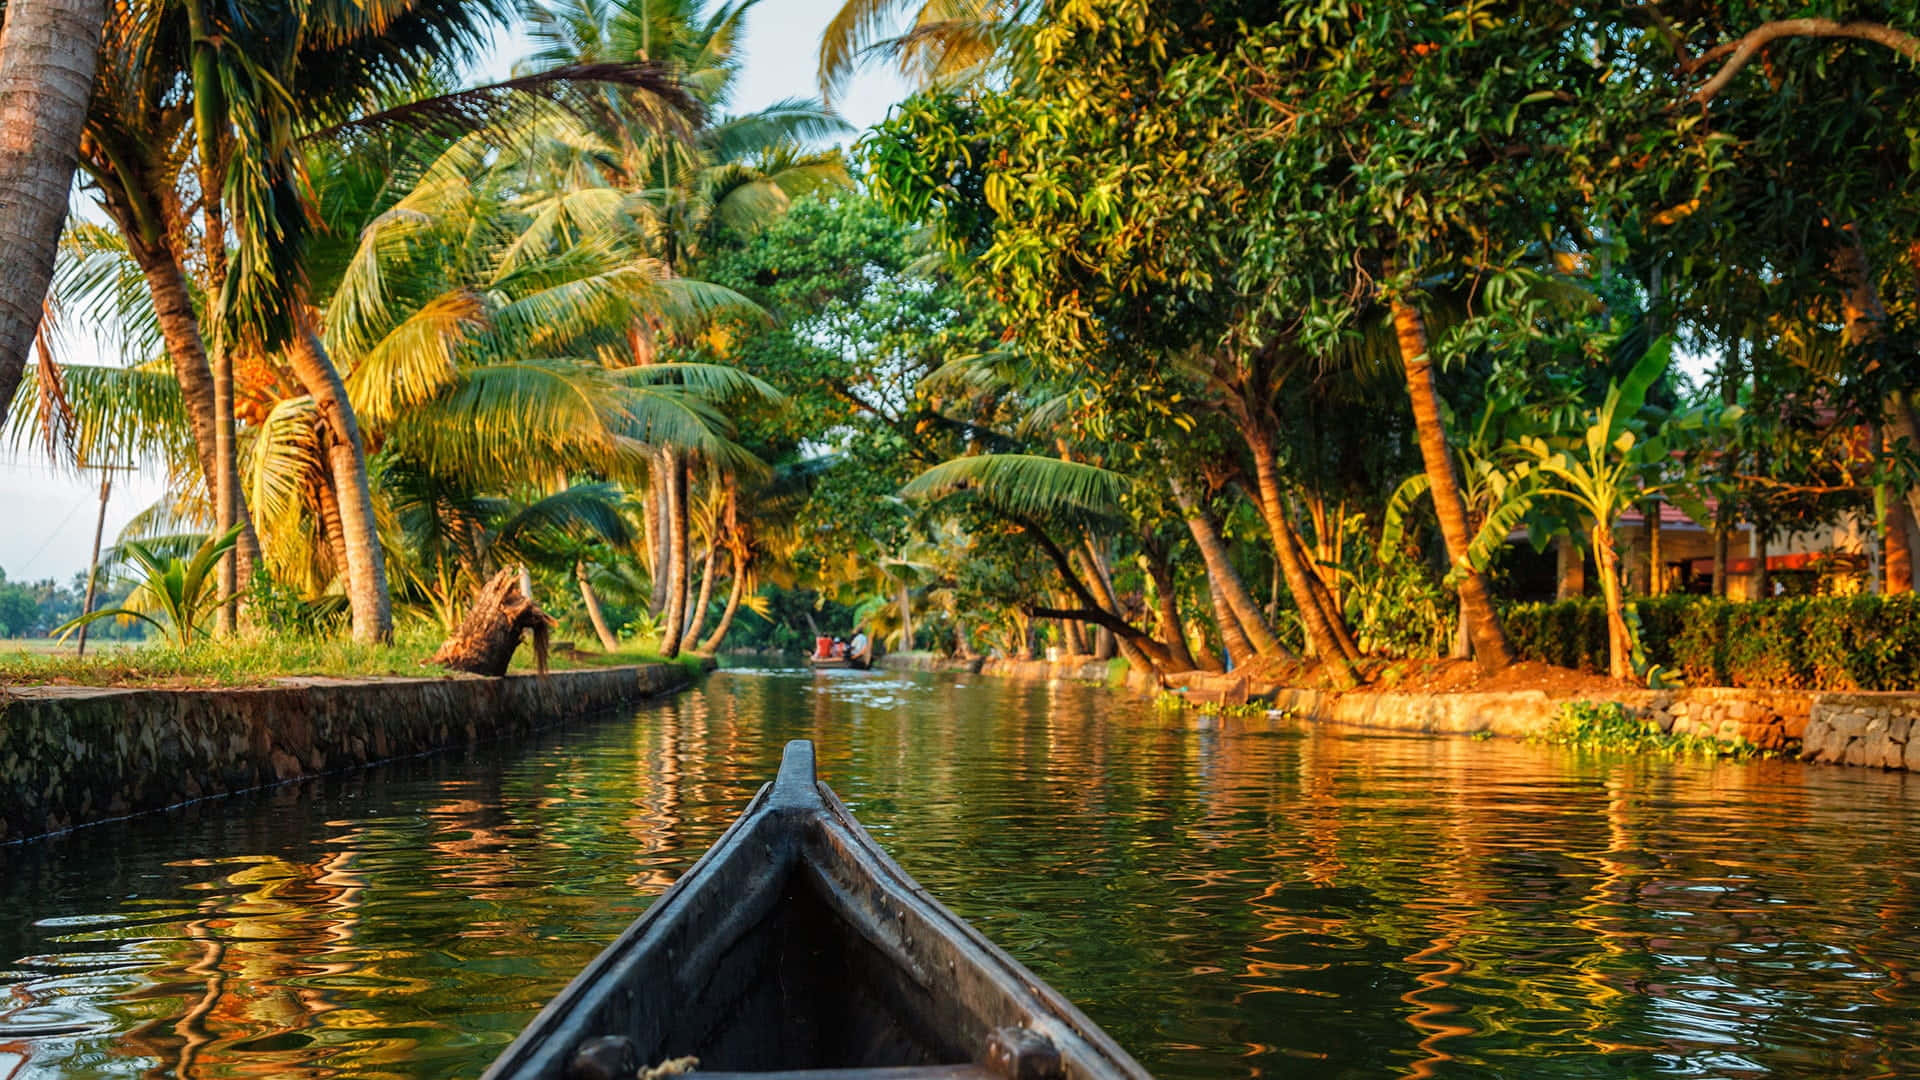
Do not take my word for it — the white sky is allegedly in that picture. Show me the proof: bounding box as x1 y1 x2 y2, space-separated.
0 0 912 585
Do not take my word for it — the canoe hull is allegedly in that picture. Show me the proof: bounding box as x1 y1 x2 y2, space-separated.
482 741 1149 1080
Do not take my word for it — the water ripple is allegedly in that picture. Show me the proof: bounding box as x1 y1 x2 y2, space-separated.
0 668 1916 1078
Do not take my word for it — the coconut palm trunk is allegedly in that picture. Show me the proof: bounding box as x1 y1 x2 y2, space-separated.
577 560 620 651
697 552 748 653
1143 545 1196 669
1170 477 1291 659
0 0 107 428
658 451 690 657
1208 576 1256 668
647 453 670 615
1390 297 1515 672
1243 425 1359 685
123 226 265 587
290 320 392 643
684 543 717 646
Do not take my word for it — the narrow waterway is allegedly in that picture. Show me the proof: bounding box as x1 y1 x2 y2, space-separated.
2 665 1917 1079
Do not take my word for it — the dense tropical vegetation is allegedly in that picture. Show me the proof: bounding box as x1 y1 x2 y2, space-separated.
4 0 1920 690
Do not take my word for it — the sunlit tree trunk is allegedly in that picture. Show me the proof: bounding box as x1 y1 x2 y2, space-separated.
698 553 749 653
1144 544 1196 670
1886 497 1913 595
1391 298 1514 672
658 451 690 657
0 0 106 429
314 471 350 583
290 319 392 643
1208 576 1255 668
1079 539 1120 661
577 560 619 651
1170 477 1291 659
684 543 717 647
124 232 264 595
1240 421 1358 685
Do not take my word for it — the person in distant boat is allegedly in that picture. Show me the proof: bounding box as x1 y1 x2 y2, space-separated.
849 629 872 665
814 635 834 660
831 638 847 659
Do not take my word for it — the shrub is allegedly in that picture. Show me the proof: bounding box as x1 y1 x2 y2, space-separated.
1503 594 1920 691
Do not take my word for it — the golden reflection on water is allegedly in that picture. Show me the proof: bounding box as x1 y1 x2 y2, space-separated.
0 667 1917 1079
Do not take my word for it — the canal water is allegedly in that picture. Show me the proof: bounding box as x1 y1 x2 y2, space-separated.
1 665 1917 1079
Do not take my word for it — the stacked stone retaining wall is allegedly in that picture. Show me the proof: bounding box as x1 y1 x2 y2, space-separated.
0 663 699 843
882 651 1920 773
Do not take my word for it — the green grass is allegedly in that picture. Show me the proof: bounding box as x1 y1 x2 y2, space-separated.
0 626 705 689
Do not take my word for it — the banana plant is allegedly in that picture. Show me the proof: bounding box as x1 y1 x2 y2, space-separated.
54 524 245 648
1514 340 1738 680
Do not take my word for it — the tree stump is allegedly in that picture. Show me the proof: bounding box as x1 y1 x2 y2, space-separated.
430 569 554 677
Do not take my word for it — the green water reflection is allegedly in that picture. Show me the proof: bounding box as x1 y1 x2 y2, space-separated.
2 666 1918 1078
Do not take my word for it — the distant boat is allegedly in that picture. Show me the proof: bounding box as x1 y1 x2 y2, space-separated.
808 654 870 670
481 740 1151 1080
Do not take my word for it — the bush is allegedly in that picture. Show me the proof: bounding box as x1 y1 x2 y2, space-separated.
1503 594 1920 691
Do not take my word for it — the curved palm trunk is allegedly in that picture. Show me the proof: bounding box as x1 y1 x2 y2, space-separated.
290 321 391 643
1170 477 1292 659
1077 539 1173 674
1391 298 1514 672
658 451 690 657
0 0 107 428
128 236 264 585
1078 539 1120 661
895 580 914 652
1208 576 1255 669
314 470 351 583
684 543 718 647
697 553 749 653
1144 545 1196 670
1244 425 1359 686
577 560 620 651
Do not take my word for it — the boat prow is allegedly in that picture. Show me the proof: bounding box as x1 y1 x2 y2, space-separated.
482 740 1150 1080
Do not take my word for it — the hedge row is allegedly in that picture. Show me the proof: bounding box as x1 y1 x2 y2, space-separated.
1503 594 1920 691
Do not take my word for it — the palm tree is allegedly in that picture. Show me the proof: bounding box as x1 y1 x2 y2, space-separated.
817 0 1019 100
0 0 107 431
519 0 849 655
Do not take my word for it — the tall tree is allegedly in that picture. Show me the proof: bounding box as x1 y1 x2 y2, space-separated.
0 0 107 428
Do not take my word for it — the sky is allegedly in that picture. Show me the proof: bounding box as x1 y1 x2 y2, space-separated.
0 0 913 585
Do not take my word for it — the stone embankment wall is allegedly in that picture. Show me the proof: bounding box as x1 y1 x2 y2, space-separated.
881 651 1920 773
0 663 699 843
1801 695 1920 770
1266 686 1809 752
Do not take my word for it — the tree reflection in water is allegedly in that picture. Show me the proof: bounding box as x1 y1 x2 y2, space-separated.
0 664 1916 1079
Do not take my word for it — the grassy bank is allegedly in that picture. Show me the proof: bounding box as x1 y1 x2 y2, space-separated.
0 628 707 689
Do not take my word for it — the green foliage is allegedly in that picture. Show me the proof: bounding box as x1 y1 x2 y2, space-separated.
1508 595 1920 691
245 569 350 637
55 526 245 649
1534 700 1757 759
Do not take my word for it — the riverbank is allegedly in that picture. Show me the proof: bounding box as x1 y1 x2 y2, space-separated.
0 661 707 843
877 652 1919 772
